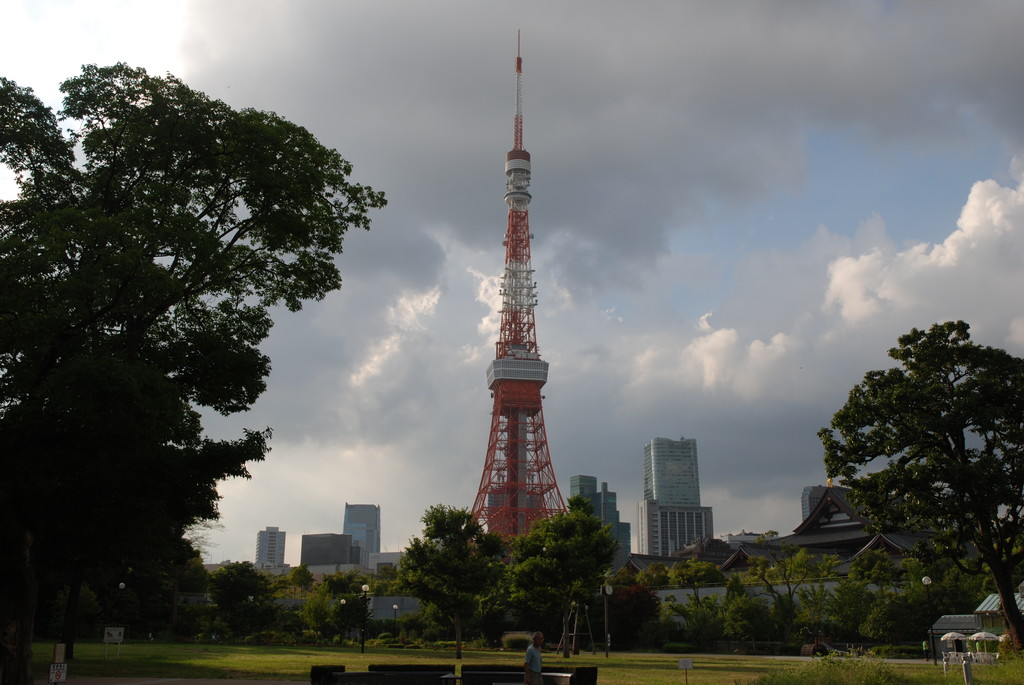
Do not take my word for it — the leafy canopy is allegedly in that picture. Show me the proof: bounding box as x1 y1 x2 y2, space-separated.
0 62 384 550
509 495 618 656
398 505 505 658
820 321 1024 646
0 63 383 673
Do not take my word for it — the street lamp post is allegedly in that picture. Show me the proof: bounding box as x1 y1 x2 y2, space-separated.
117 582 127 641
360 585 370 654
602 584 613 658
339 599 347 642
922 576 936 665
392 604 399 638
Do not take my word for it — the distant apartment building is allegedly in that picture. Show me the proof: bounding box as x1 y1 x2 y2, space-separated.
255 526 286 569
344 503 381 566
639 500 714 556
570 474 631 570
368 551 403 573
639 436 714 556
300 533 362 571
801 483 851 520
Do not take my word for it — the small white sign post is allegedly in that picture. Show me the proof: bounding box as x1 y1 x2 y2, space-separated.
48 663 67 684
49 642 67 683
103 626 125 659
678 658 693 684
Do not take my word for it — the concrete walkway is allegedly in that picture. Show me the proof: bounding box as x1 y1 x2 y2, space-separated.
62 678 306 685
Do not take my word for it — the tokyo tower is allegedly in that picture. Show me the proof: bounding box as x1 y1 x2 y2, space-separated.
472 35 566 536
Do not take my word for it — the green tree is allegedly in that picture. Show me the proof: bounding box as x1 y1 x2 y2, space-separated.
744 532 838 644
289 564 315 594
793 583 834 642
848 550 901 591
330 591 368 642
0 63 383 680
820 321 1024 648
372 565 400 596
722 593 774 647
669 594 724 649
397 505 505 659
299 584 335 641
860 591 916 645
606 584 661 650
320 569 373 596
670 559 725 606
635 562 671 588
828 578 875 642
207 562 278 637
509 496 618 658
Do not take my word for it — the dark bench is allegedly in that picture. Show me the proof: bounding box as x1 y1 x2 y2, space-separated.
460 665 596 685
311 665 345 685
318 664 455 685
331 674 453 685
314 663 594 685
459 670 519 685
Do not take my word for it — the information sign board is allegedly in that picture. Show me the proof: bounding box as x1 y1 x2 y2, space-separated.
48 663 67 684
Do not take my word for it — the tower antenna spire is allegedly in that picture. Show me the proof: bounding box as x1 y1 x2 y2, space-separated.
472 35 565 537
513 30 524 151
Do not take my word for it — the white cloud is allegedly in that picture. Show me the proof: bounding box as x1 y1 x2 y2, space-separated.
349 288 440 387
824 171 1024 330
469 267 502 340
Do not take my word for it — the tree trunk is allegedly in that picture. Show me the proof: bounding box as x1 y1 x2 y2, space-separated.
0 516 36 685
60 567 84 660
990 564 1024 648
453 613 462 660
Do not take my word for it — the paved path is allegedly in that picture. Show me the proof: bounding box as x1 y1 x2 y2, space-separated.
63 678 306 685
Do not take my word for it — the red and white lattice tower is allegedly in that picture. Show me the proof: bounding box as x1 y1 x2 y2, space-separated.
472 35 566 536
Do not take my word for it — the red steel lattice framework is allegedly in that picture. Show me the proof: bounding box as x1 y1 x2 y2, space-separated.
471 35 566 536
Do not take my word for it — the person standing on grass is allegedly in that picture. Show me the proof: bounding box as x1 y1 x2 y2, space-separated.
524 631 544 685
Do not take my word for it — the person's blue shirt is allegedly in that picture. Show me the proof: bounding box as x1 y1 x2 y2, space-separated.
524 643 542 673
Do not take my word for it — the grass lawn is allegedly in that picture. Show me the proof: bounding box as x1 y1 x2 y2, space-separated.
30 641 1023 684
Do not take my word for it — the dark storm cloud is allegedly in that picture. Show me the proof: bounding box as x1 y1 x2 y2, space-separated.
181 2 1024 303
158 1 1024 559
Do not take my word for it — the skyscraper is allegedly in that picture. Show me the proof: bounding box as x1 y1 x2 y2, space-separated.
344 503 380 566
644 436 701 506
639 436 713 556
255 526 286 568
570 475 631 570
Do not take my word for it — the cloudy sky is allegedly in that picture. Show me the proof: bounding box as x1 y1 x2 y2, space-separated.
6 1 1024 565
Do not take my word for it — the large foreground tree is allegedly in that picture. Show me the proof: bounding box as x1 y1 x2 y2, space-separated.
820 321 1024 648
0 64 384 684
509 496 618 658
398 506 505 659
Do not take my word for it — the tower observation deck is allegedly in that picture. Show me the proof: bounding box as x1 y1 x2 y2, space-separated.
471 36 566 536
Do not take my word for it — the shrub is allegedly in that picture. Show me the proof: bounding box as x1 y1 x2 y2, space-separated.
868 644 920 659
750 655 901 684
503 634 531 650
662 642 696 653
431 641 458 650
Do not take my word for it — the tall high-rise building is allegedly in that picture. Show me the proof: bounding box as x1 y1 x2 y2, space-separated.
570 475 631 570
344 503 381 565
472 35 565 536
639 436 713 556
255 526 286 568
644 436 701 506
